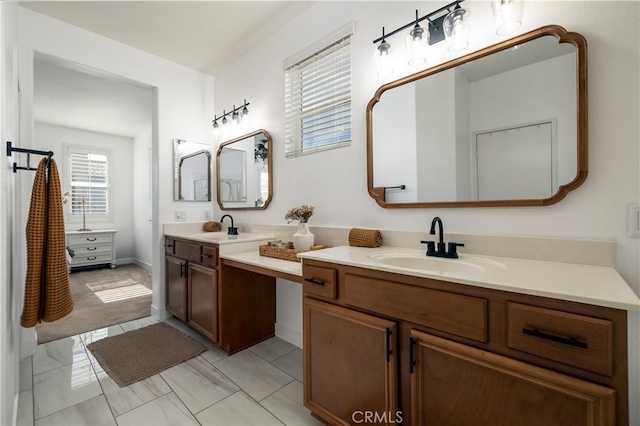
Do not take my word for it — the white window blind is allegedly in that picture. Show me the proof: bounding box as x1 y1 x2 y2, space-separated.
284 34 352 157
68 148 110 219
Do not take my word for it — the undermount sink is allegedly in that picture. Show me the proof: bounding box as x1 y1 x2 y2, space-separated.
367 251 505 274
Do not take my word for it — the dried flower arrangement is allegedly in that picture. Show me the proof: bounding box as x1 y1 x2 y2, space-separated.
285 204 315 224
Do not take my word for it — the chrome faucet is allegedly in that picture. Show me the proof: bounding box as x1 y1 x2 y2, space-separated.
220 214 238 235
420 216 464 258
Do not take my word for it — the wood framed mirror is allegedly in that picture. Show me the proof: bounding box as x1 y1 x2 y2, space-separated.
173 139 212 201
366 25 587 208
216 129 273 210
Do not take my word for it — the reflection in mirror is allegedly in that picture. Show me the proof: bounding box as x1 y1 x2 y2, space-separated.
367 26 587 208
173 139 211 201
217 129 272 210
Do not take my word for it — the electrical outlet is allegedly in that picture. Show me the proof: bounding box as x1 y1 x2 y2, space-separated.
204 210 212 221
174 210 187 222
628 203 640 238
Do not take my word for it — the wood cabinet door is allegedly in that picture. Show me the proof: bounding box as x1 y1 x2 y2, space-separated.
188 263 217 342
165 255 187 321
410 330 615 426
304 298 399 426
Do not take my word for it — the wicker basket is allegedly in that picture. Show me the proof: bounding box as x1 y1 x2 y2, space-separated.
259 244 324 262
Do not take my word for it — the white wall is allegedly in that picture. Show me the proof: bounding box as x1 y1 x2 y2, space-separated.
33 122 135 260
18 7 215 327
133 127 152 269
214 2 639 421
1 3 21 424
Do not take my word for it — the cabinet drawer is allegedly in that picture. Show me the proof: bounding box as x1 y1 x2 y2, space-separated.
71 244 112 256
174 241 201 263
165 238 175 255
303 265 337 299
201 245 217 267
344 274 487 342
507 302 613 376
70 253 113 266
68 234 112 245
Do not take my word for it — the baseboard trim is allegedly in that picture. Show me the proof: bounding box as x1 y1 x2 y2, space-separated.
115 258 134 265
151 304 170 321
132 259 152 272
276 323 302 348
21 328 37 358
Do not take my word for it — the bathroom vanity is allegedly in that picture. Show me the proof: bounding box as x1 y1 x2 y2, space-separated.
163 231 279 354
299 247 638 426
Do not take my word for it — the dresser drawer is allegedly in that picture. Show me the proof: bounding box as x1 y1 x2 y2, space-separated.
303 265 337 299
507 302 613 376
174 241 201 263
68 233 113 246
71 253 113 266
71 244 112 256
344 274 487 343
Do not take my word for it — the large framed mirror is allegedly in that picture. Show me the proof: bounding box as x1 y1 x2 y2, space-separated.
173 139 212 201
217 129 272 210
367 25 587 208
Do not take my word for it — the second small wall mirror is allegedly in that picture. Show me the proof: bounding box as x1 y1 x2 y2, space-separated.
173 139 212 201
217 129 272 210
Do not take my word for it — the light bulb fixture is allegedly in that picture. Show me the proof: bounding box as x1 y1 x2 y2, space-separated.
492 0 524 36
405 10 428 66
374 27 393 78
443 3 471 52
211 100 251 134
372 0 482 76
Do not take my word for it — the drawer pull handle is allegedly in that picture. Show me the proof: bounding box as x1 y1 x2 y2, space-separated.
87 247 97 251
201 254 212 259
304 278 325 287
87 256 97 261
522 328 588 349
165 243 174 248
87 238 97 241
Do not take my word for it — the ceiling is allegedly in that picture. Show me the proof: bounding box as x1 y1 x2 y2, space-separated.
20 1 317 76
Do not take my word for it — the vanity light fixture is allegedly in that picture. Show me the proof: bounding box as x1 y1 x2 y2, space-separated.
211 100 250 133
492 0 525 36
372 0 469 74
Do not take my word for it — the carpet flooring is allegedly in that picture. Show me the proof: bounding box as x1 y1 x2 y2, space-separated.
36 264 152 343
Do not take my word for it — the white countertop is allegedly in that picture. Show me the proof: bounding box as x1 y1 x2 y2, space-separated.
221 250 302 277
298 246 640 311
164 231 275 245
66 229 118 235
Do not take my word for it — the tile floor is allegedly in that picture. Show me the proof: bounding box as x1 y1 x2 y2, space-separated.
17 317 322 426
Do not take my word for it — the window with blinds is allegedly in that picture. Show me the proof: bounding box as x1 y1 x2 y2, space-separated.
68 147 110 219
284 34 352 157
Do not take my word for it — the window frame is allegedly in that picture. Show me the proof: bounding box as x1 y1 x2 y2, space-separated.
64 144 113 223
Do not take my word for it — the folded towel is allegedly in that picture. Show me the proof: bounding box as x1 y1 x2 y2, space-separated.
348 228 383 248
203 221 221 232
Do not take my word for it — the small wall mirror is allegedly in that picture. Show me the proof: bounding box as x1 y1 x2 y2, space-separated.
173 139 212 201
367 26 587 208
217 129 272 210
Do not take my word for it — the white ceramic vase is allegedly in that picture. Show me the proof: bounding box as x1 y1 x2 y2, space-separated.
293 223 314 251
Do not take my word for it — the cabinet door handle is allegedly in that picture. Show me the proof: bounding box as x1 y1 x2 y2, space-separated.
180 263 186 278
522 328 588 349
409 337 416 374
87 237 97 242
87 256 97 261
304 278 325 287
385 328 393 363
87 247 97 251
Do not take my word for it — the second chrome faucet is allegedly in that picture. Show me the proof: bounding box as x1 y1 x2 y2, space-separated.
421 216 464 259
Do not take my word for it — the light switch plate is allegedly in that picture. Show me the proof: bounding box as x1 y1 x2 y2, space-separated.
628 203 640 238
174 210 187 222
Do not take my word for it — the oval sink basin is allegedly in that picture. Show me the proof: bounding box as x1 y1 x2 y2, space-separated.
367 251 504 275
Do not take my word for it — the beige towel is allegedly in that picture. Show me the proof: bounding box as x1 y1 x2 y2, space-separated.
22 158 74 327
348 228 383 248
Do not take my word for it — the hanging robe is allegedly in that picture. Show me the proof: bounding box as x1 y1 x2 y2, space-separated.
21 158 74 327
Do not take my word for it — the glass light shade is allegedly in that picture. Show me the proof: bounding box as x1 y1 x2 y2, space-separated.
405 24 428 66
443 8 471 52
374 40 393 78
492 0 524 36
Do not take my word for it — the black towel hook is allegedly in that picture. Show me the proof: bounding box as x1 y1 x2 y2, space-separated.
6 141 54 173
